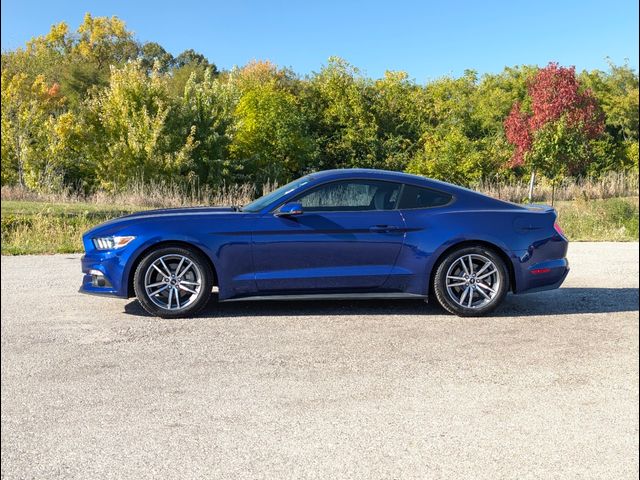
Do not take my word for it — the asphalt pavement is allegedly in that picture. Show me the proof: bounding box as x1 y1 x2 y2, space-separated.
1 242 638 479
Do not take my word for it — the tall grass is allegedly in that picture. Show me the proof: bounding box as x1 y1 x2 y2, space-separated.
2 196 636 254
2 172 638 254
3 171 637 206
1 179 258 208
1 209 104 255
472 171 639 203
555 196 639 241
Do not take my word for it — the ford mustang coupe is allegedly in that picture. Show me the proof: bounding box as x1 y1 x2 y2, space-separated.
80 169 569 317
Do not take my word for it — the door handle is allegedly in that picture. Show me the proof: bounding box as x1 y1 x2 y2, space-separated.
369 225 400 233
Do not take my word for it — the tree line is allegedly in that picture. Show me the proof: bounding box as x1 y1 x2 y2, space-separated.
2 13 638 194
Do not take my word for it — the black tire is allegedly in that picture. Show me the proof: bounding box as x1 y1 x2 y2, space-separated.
133 245 213 318
433 246 509 317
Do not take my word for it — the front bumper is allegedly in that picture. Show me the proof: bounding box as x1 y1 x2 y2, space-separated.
79 251 129 297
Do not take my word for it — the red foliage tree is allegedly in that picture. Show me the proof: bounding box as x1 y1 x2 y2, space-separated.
504 102 532 167
504 62 604 168
47 82 60 98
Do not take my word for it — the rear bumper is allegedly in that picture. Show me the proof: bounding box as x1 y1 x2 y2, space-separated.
515 258 570 294
511 235 570 294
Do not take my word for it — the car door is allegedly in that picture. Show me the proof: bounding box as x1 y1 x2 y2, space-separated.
251 180 406 293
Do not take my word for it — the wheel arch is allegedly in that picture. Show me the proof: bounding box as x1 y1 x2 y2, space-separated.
126 240 219 297
428 240 516 295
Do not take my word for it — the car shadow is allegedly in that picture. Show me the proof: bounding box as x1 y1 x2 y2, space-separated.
123 287 639 319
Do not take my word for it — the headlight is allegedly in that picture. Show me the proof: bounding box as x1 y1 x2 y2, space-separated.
92 236 136 250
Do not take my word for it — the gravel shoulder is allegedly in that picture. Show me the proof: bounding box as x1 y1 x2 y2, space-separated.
1 242 639 479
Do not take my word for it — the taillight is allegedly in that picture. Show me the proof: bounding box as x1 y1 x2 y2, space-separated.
531 268 551 275
554 222 565 237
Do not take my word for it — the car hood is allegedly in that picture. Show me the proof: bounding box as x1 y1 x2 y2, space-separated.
84 206 241 238
118 206 237 220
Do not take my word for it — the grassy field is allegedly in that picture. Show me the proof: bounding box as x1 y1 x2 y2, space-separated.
1 196 638 255
1 201 142 255
555 197 639 242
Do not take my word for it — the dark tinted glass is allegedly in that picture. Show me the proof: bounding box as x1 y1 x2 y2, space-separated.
398 185 452 209
295 181 401 212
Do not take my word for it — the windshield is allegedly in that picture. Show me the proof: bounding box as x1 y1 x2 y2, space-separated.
241 176 313 212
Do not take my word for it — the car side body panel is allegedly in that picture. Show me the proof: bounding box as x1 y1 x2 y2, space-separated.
250 210 406 294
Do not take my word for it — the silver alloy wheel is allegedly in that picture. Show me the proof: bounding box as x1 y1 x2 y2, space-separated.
445 253 500 309
144 254 202 311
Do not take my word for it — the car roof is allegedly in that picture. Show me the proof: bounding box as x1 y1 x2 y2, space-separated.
306 168 459 192
302 168 524 210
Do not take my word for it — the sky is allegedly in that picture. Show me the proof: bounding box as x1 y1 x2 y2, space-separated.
1 0 638 81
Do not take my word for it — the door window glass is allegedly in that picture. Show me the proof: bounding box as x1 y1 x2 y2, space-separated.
295 181 401 212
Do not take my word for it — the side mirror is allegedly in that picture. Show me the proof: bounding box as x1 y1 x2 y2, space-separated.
275 202 304 217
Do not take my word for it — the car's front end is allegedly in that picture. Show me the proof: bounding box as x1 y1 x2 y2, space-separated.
79 206 243 300
80 230 141 298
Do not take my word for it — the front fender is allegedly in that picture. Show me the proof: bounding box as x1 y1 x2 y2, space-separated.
121 235 222 298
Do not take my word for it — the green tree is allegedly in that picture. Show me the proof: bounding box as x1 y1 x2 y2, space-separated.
472 65 536 135
371 71 423 171
83 62 196 191
2 15 638 193
180 69 239 184
586 132 630 176
421 70 478 136
625 140 639 170
168 49 218 97
75 13 139 69
407 128 497 185
140 42 175 73
581 62 639 141
229 82 311 184
1 73 66 189
1 15 141 109
305 57 378 170
527 117 591 180
174 49 213 69
2 21 72 82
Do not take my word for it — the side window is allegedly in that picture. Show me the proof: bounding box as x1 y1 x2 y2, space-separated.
398 184 452 209
295 181 401 212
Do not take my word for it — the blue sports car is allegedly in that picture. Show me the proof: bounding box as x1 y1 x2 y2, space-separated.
80 169 569 317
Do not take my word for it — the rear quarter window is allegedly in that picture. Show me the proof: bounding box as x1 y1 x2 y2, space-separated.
398 184 452 209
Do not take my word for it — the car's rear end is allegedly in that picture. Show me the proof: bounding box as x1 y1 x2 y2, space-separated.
511 204 570 294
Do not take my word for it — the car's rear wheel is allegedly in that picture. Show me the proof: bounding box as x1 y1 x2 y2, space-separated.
133 246 213 318
433 246 509 317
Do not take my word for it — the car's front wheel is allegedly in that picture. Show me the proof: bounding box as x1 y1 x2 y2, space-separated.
433 246 509 317
133 246 213 318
